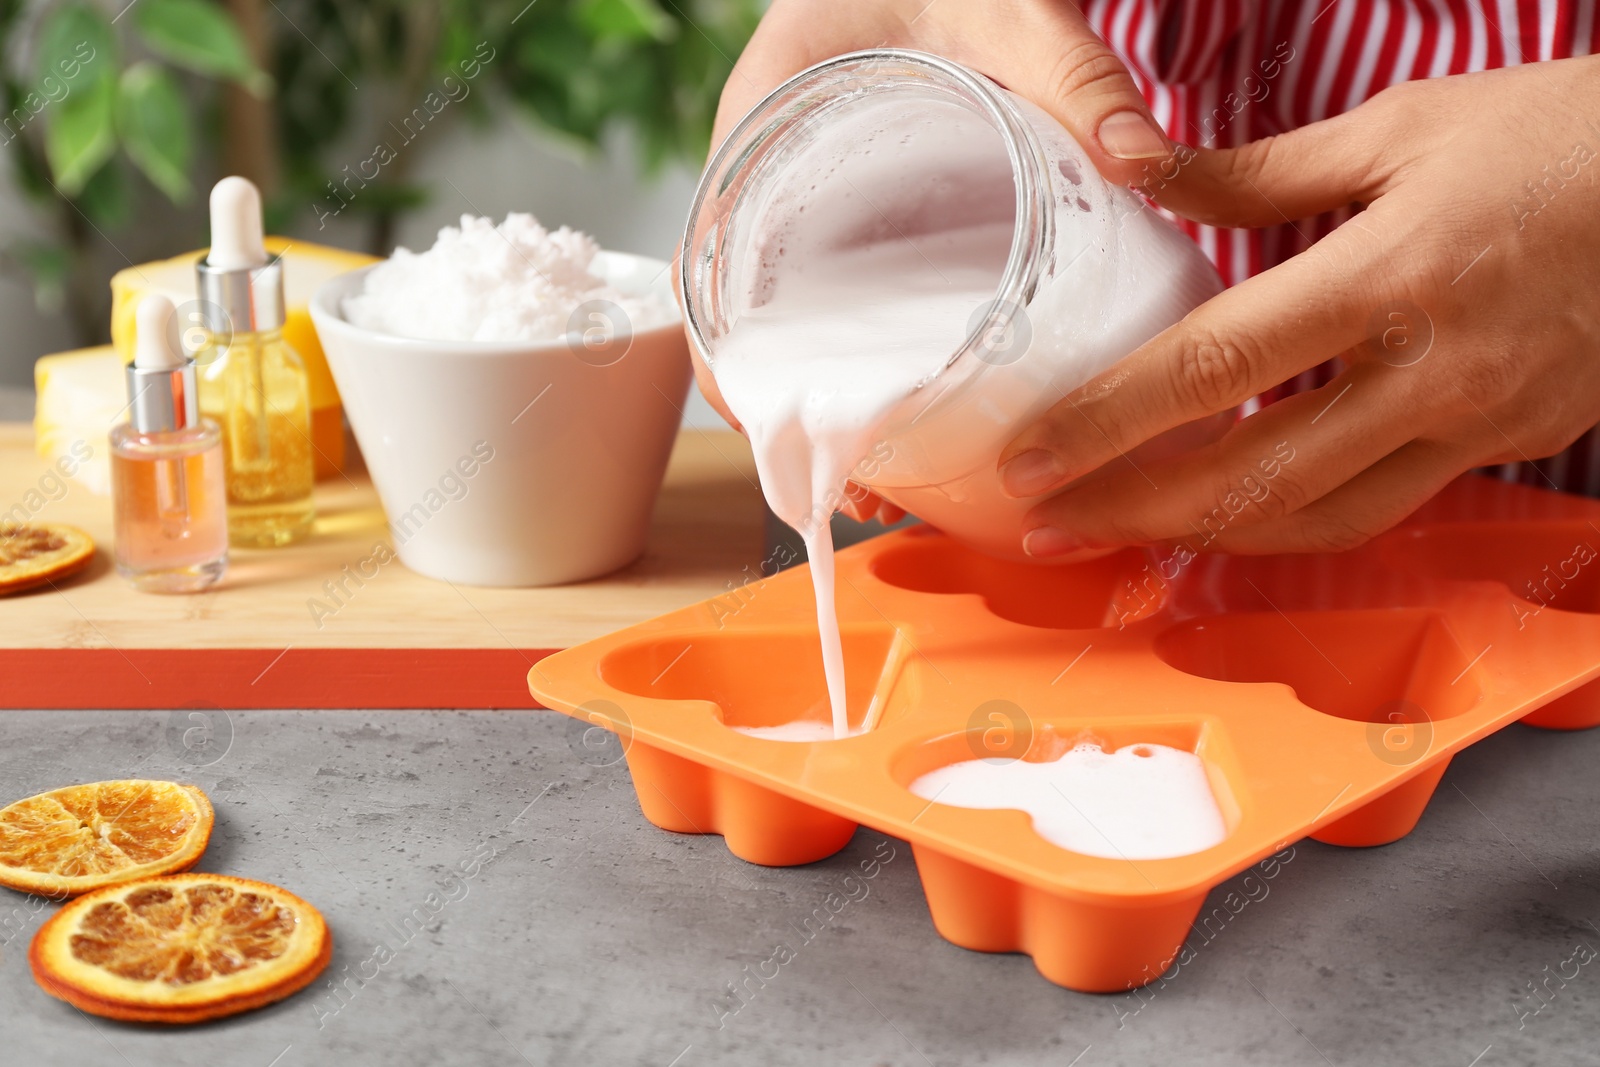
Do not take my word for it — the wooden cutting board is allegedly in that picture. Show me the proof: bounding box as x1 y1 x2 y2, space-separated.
0 423 763 709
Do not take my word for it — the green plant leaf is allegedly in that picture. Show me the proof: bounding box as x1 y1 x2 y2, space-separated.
132 0 273 96
116 62 192 202
515 22 589 80
44 74 115 196
33 1 114 91
576 0 676 43
76 158 132 227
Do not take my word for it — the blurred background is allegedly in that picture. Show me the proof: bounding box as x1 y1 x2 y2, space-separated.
0 0 761 424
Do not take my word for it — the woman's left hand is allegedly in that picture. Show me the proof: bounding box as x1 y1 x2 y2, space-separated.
998 56 1600 557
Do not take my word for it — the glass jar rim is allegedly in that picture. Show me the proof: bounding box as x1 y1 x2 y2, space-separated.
678 48 1053 398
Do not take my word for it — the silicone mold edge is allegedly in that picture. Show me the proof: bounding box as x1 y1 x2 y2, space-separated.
911 843 1207 992
1521 675 1600 730
624 740 859 866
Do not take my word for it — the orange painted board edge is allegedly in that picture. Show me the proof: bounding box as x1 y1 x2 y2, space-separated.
0 649 553 709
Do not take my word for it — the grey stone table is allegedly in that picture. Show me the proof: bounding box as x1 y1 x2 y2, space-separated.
1 707 1596 1067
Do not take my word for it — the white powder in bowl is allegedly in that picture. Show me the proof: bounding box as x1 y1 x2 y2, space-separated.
342 213 674 343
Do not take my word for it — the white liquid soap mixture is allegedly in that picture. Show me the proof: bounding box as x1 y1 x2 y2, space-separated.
911 742 1228 859
731 721 869 742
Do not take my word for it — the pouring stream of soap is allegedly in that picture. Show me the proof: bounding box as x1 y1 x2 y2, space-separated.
713 223 1011 737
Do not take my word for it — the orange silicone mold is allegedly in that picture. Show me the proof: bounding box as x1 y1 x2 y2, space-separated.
528 475 1600 992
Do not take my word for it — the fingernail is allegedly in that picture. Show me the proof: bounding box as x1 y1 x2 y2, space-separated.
999 449 1064 497
1097 111 1170 160
1022 527 1081 559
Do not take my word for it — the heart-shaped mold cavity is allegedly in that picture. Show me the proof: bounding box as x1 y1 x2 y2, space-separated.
891 719 1242 858
1380 521 1600 614
1154 608 1484 725
870 534 1160 628
599 626 903 735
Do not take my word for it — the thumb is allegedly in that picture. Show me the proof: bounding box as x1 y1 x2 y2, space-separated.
993 8 1174 187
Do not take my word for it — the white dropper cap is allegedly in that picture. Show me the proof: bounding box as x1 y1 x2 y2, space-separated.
207 176 269 271
134 293 182 370
127 292 198 432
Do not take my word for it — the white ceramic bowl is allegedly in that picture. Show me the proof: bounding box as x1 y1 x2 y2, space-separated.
311 252 691 586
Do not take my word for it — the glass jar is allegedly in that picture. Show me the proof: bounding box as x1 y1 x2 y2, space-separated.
681 49 1230 561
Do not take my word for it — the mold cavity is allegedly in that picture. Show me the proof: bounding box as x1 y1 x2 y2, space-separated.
1155 608 1484 723
893 721 1237 860
1381 521 1600 614
871 538 1161 628
598 626 902 738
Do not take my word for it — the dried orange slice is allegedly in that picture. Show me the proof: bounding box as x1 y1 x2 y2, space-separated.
0 522 94 595
0 781 213 897
31 873 332 1023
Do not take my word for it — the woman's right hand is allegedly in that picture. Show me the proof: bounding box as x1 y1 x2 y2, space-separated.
694 0 1167 523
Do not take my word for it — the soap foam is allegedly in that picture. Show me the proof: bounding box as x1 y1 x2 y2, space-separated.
344 213 673 343
910 742 1228 860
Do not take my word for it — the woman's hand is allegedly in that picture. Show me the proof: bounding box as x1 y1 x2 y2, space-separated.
709 0 1170 168
693 0 1171 524
1000 57 1600 557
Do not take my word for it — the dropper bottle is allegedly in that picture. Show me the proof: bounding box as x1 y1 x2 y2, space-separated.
111 294 229 592
195 176 316 546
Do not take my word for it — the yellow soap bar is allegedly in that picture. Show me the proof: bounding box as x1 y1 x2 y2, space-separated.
33 345 122 496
